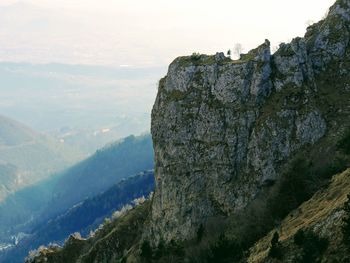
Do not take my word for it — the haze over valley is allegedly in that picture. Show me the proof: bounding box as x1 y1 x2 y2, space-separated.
1 0 350 263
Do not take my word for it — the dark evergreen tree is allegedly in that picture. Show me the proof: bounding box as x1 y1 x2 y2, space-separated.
337 130 350 154
206 234 243 263
269 232 282 259
140 240 153 262
293 229 329 263
197 224 205 242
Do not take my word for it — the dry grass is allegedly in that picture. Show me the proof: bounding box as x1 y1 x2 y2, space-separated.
248 168 350 263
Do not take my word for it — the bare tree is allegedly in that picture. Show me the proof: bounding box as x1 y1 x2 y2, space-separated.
271 45 279 54
233 43 243 59
322 9 329 20
306 19 315 27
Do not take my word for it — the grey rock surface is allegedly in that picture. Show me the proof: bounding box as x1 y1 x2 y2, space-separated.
149 0 350 243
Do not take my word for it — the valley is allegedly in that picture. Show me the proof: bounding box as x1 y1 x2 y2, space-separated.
0 115 155 262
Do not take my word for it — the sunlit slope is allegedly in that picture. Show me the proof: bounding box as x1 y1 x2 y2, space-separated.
249 169 350 263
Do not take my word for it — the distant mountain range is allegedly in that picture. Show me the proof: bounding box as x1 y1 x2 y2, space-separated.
0 62 165 136
0 114 83 202
0 113 155 262
0 133 154 238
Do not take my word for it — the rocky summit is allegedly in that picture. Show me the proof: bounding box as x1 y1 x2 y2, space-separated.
27 0 350 262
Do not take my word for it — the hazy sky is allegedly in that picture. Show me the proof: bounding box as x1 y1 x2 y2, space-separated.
0 0 335 67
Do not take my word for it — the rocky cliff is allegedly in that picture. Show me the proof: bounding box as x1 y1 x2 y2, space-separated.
149 0 350 243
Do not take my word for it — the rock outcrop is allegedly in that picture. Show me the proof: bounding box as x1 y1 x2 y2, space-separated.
149 0 350 243
25 202 151 263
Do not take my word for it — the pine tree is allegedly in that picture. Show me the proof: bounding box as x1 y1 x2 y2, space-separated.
140 240 153 262
269 232 282 259
197 224 205 242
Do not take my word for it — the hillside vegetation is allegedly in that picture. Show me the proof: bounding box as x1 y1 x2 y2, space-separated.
26 201 152 263
249 169 350 263
1 171 155 263
0 134 154 245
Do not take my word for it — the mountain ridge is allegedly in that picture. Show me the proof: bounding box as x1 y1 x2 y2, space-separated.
0 114 83 202
0 133 154 239
1 171 155 263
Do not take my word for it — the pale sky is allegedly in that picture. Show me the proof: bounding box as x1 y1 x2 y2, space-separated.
0 0 336 67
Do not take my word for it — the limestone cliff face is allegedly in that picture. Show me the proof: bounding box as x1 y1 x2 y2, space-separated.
149 0 350 243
